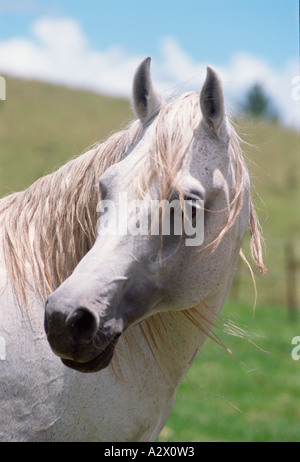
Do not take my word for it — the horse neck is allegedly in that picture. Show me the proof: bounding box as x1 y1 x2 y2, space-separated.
114 306 216 389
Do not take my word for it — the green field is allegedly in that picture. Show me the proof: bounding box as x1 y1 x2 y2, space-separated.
0 76 299 442
158 301 300 442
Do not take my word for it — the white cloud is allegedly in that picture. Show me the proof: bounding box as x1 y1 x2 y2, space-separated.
0 18 144 96
218 53 299 128
0 17 298 128
32 17 87 51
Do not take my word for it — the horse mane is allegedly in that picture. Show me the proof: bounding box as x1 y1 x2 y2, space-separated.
0 92 266 381
0 119 143 303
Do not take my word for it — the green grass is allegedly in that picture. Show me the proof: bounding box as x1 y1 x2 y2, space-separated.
158 301 300 442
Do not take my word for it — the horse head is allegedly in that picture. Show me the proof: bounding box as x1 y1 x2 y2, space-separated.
44 58 250 372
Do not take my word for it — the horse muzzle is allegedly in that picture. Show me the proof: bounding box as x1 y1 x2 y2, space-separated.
44 300 121 373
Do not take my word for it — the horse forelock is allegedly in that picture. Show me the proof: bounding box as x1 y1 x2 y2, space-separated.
131 92 202 201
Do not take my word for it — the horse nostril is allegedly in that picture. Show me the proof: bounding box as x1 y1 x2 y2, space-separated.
65 307 99 344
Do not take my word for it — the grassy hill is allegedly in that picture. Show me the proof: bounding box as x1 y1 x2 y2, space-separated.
0 76 133 196
1 76 299 441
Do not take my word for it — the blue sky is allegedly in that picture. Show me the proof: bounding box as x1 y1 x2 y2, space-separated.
0 0 299 126
0 0 298 67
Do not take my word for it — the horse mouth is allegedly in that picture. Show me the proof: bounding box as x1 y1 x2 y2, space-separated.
61 335 120 373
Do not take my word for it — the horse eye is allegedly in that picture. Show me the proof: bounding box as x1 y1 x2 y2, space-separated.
184 199 197 219
183 195 201 207
183 195 203 220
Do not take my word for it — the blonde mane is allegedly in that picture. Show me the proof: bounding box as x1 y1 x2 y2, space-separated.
0 119 143 304
0 94 266 380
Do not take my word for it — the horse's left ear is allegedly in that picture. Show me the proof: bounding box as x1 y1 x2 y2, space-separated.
132 57 163 125
200 66 225 136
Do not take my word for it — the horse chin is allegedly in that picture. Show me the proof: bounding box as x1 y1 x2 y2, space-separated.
61 335 120 373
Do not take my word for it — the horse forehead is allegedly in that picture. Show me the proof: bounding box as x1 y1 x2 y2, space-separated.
109 117 230 189
185 138 229 186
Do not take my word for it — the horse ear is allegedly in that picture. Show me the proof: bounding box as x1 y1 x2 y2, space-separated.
132 57 163 124
200 66 225 135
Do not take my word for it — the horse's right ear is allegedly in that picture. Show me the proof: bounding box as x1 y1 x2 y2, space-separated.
132 57 163 125
200 66 225 136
